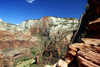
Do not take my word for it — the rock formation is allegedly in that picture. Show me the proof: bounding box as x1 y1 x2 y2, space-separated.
45 0 100 67
0 16 78 67
0 50 13 67
0 16 79 50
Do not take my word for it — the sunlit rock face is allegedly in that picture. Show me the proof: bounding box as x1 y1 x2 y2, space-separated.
28 17 79 65
0 16 79 36
0 16 79 52
52 0 100 67
0 16 79 67
0 53 13 67
0 16 79 33
0 23 7 31
19 19 39 28
28 17 79 39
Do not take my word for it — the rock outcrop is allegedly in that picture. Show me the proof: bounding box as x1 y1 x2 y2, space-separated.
0 51 13 67
0 16 79 67
45 0 100 67
0 23 7 31
29 17 78 37
0 16 79 51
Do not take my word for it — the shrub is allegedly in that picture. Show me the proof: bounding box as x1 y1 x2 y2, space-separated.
33 33 44 41
12 55 33 67
30 47 36 56
85 4 89 11
31 51 36 56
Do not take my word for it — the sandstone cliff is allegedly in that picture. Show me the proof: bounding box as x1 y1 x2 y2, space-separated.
45 0 100 67
0 17 78 51
0 16 79 67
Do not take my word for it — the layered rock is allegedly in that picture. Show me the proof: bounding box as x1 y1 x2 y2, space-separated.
36 33 73 65
64 0 100 66
46 0 100 67
35 17 78 65
87 18 100 38
6 48 31 58
0 17 78 42
0 51 13 67
25 17 78 36
66 0 100 67
0 31 14 41
0 40 39 50
49 38 100 67
0 16 79 67
0 17 78 52
19 19 38 28
0 23 7 31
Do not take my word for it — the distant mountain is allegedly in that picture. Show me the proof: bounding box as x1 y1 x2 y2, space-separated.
0 16 79 35
0 16 79 67
0 16 79 45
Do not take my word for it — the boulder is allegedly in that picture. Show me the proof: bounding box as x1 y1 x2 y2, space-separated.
44 65 52 67
50 59 68 67
56 59 68 67
88 18 100 32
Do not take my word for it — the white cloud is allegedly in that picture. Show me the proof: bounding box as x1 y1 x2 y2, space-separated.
26 0 35 3
17 24 19 25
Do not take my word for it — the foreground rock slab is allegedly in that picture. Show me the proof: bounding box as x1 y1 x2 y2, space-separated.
44 59 68 67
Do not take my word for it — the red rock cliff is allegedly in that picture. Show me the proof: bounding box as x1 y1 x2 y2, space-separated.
65 0 100 67
46 0 100 67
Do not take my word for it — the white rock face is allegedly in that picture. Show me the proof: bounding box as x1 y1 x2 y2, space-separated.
57 59 68 67
47 17 79 39
50 17 66 25
0 17 79 39
45 59 68 67
19 20 38 28
0 19 18 31
44 65 52 67
19 17 78 29
15 27 25 31
0 23 7 31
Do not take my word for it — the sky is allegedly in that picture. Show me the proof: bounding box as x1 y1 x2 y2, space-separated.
0 0 88 25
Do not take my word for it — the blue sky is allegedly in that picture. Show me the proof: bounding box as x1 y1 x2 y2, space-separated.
0 0 88 25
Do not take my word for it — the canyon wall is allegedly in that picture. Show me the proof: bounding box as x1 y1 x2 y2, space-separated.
0 17 79 67
46 0 100 67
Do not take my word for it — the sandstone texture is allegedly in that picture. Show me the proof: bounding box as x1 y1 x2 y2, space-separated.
0 17 78 67
0 17 79 52
0 52 13 67
1 0 100 66
47 0 100 67
66 0 100 67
